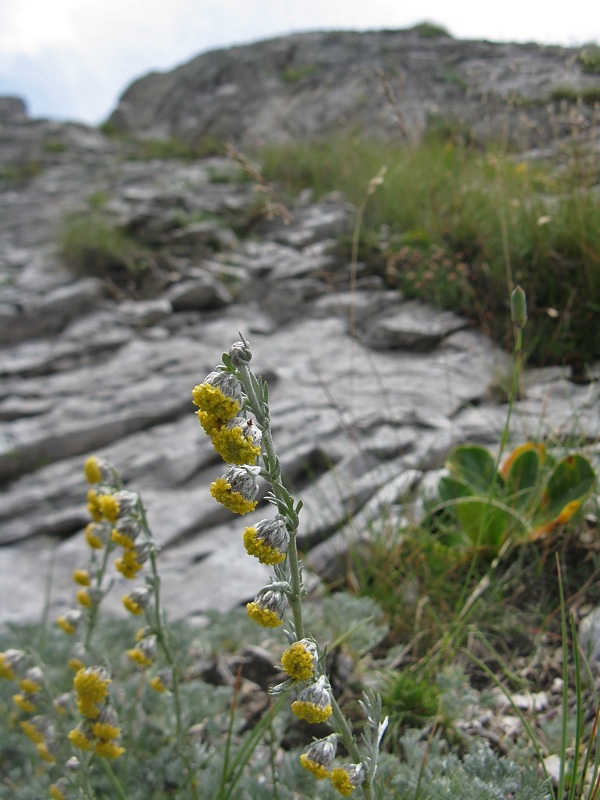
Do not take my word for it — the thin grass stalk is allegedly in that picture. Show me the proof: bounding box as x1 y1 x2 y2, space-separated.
466 648 556 800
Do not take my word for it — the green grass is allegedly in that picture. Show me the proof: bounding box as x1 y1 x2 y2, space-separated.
259 133 600 369
57 211 158 291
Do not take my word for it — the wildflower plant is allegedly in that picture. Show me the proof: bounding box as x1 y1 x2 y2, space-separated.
193 336 388 798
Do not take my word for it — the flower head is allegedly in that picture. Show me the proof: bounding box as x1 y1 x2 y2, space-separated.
291 675 332 723
83 456 113 485
192 370 242 423
19 666 43 694
331 763 365 796
114 542 150 579
210 466 259 515
243 516 289 565
13 693 36 713
57 609 82 635
211 415 262 465
247 589 286 628
50 778 69 800
68 721 95 751
127 636 157 668
99 489 138 524
281 639 318 682
122 587 150 615
73 666 111 719
94 738 125 759
0 649 27 680
20 716 48 744
150 668 173 693
73 569 91 586
111 516 142 549
92 705 121 740
300 734 337 779
84 522 108 549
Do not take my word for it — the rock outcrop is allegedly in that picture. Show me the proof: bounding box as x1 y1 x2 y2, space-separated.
107 29 600 150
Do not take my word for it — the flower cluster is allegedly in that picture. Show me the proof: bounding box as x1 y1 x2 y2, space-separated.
69 666 124 759
193 370 262 466
298 733 365 795
192 338 375 798
0 650 59 763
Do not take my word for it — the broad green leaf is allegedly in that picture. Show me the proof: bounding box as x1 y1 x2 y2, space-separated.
456 499 507 550
503 446 541 510
532 454 596 537
445 445 500 493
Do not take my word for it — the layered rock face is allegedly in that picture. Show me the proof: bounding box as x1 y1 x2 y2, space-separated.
108 29 600 149
1 31 599 630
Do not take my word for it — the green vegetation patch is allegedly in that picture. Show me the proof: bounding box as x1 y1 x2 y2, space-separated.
259 133 600 369
57 211 159 291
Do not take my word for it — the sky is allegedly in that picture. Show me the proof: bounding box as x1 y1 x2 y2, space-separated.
1 0 599 126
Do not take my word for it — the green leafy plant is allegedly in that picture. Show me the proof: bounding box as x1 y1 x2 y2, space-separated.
426 442 596 553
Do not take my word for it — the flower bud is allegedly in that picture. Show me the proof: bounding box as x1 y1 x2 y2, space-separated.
511 285 527 329
228 340 252 366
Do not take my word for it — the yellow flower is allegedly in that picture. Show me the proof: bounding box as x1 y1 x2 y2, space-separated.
246 602 283 627
87 490 103 522
94 739 125 759
84 522 106 549
73 667 110 718
83 456 102 484
19 678 41 694
122 587 150 616
68 658 86 672
92 720 121 740
50 782 67 800
331 764 365 796
243 516 289 565
246 589 286 628
291 699 332 724
73 569 91 586
13 693 36 713
291 676 332 724
20 719 45 744
192 372 242 422
114 548 143 579
127 647 153 668
196 410 223 437
98 494 119 523
0 654 14 680
211 416 262 465
210 466 259 515
76 589 93 608
150 675 167 693
68 724 94 751
0 649 26 680
299 734 337 779
57 610 82 635
37 741 56 762
281 640 318 682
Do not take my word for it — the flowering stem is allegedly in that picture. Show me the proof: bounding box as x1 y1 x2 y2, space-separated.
236 361 305 639
330 696 374 800
136 502 200 800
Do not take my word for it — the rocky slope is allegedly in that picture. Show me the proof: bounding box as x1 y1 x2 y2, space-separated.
108 28 600 150
0 31 599 630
